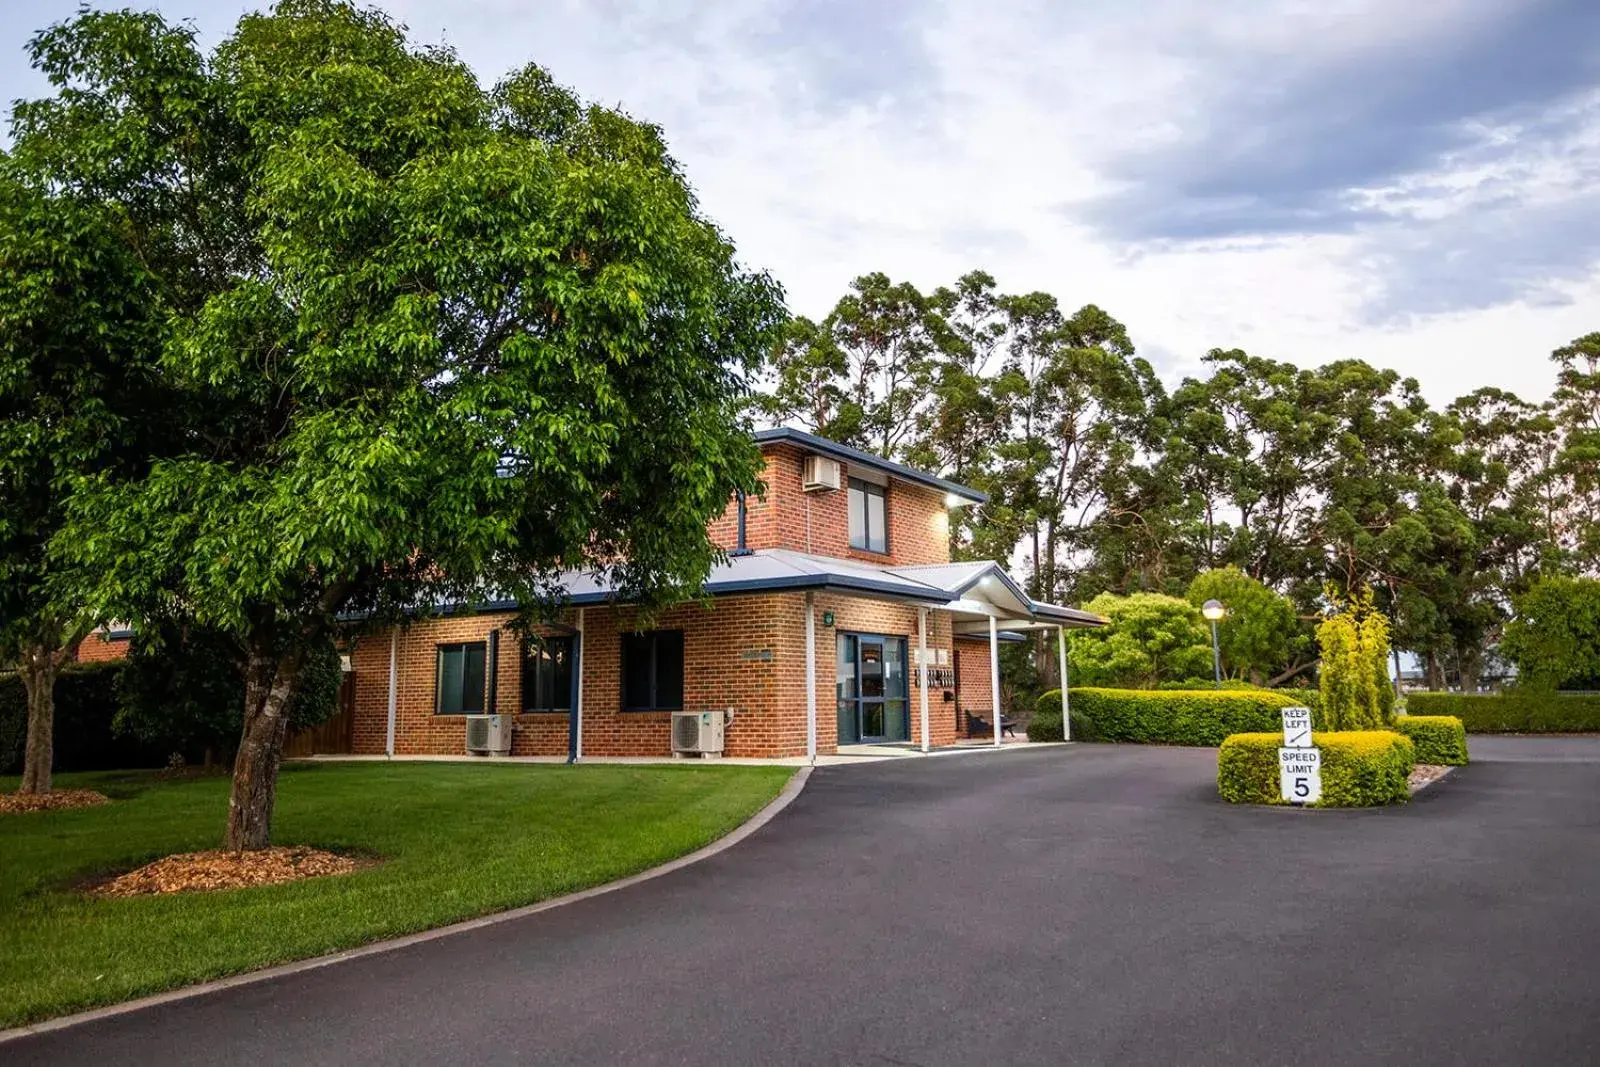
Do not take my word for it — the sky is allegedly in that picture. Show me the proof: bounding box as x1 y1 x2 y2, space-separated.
3 0 1597 405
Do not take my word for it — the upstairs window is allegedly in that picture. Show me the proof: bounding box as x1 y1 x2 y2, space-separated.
848 478 888 553
436 642 487 715
522 636 574 712
621 630 684 711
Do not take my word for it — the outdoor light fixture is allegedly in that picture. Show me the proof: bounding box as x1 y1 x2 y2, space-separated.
944 492 963 508
1202 599 1225 686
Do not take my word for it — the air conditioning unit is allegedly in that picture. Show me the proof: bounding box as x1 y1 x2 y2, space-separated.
802 455 842 492
465 714 514 756
672 709 732 757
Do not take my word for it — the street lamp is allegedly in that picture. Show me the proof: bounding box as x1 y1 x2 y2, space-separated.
1202 599 1225 687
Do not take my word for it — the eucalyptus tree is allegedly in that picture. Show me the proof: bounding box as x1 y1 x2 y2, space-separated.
1550 333 1600 571
25 1 784 848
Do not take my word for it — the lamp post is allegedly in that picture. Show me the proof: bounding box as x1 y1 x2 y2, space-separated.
1202 599 1225 687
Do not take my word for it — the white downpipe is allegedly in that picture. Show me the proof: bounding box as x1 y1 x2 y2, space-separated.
805 592 817 763
384 630 398 758
575 607 586 761
1058 625 1071 742
989 615 1001 747
918 606 931 754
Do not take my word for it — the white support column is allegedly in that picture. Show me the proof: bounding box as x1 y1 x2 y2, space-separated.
1057 625 1071 742
918 607 931 754
989 615 1001 747
574 607 586 760
805 592 817 763
385 630 398 758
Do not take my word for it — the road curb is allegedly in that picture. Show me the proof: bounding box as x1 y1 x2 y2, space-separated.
0 765 811 1045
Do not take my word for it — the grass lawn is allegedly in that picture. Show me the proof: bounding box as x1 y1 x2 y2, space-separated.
0 760 793 1028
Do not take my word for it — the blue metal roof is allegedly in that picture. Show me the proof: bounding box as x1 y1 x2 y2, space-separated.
753 427 988 505
402 550 1104 628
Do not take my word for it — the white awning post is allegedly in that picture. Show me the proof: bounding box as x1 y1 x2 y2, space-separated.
989 615 1001 747
805 592 817 763
575 607 585 761
385 631 398 758
1057 625 1071 742
918 606 930 754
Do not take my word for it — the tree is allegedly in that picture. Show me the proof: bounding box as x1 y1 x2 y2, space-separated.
1316 587 1393 730
759 316 859 442
29 2 784 849
1501 577 1600 690
1550 334 1600 571
1066 592 1213 688
115 625 342 765
1185 567 1305 685
0 163 163 795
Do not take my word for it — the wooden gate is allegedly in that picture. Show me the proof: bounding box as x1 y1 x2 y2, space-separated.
284 672 356 757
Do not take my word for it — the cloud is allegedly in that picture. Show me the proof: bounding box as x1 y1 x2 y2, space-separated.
2 0 1597 404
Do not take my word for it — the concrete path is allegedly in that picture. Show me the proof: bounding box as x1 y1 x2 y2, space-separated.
13 738 1600 1065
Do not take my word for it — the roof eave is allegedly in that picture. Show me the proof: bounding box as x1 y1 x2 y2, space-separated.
754 427 988 505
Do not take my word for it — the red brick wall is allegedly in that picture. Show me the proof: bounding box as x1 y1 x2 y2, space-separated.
75 634 130 663
351 592 970 759
711 444 951 566
799 593 961 752
954 637 996 736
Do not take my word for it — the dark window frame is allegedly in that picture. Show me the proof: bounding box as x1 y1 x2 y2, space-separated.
521 634 575 713
620 629 685 712
847 477 889 554
435 641 488 716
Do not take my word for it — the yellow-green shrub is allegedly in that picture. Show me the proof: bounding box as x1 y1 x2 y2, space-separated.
1217 731 1415 807
1317 586 1394 730
1391 716 1468 765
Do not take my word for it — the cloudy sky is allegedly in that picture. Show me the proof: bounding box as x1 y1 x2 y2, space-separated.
4 0 1597 403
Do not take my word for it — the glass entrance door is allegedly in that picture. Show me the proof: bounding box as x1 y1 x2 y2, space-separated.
836 633 909 744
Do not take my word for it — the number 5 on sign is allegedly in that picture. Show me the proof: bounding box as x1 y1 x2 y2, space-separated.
1279 747 1322 804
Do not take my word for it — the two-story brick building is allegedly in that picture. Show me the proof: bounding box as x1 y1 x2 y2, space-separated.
347 428 1102 760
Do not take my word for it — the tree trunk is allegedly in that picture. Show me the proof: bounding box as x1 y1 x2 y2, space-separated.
17 655 57 795
225 631 307 851
1425 652 1444 692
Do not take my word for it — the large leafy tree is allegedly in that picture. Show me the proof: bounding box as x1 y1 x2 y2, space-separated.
1065 592 1214 688
0 167 163 795
1501 576 1600 690
27 2 783 848
1185 566 1306 685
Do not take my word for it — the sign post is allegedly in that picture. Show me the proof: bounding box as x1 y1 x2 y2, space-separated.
1278 706 1319 805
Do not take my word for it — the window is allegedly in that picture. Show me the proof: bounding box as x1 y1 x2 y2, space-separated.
621 630 684 711
848 478 888 553
522 635 574 713
436 642 487 715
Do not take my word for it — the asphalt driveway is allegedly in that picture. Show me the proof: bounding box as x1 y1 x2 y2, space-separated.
12 738 1600 1066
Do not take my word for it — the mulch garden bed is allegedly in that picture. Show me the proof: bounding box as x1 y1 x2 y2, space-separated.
1408 764 1452 793
0 789 110 815
92 846 378 897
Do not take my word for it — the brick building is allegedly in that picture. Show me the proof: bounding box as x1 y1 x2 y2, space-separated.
350 428 1103 760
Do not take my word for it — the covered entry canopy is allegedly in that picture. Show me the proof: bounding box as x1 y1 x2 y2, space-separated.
886 561 1105 635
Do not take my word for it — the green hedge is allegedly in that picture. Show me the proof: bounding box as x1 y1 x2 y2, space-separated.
0 664 169 775
1024 710 1095 743
1406 692 1600 733
1391 716 1468 765
1037 687 1313 746
1218 731 1415 807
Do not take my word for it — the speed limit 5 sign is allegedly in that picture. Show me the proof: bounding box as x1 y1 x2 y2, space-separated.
1279 747 1322 804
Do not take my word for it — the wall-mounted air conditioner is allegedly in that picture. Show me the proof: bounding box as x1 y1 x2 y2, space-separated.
673 709 732 757
465 714 514 755
802 455 842 492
